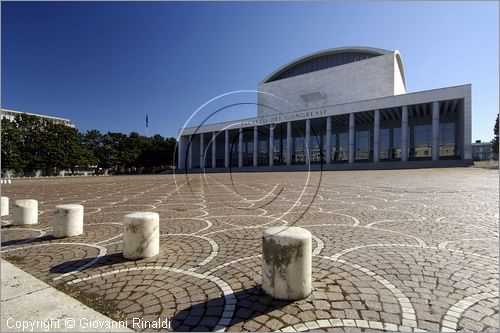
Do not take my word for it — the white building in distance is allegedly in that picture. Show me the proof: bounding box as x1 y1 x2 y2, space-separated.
1 109 74 128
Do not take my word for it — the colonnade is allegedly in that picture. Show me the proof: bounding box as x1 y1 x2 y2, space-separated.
179 102 442 169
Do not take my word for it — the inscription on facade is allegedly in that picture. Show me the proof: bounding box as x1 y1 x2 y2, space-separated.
241 109 326 127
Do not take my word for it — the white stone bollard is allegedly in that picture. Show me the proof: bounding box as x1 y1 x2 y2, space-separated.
262 226 312 300
123 212 159 260
1 196 9 216
53 204 84 238
13 199 38 225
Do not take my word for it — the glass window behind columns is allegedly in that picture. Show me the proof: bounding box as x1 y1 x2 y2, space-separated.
258 138 268 165
393 128 401 159
293 137 305 164
414 124 432 158
273 137 280 165
216 137 225 167
439 122 456 157
311 133 322 163
244 140 253 166
337 133 348 161
321 132 327 163
243 138 253 166
355 130 371 160
330 134 337 162
230 140 239 167
204 142 212 167
393 127 411 159
380 128 390 159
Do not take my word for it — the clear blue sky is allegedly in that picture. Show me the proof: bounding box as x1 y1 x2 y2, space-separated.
2 1 498 141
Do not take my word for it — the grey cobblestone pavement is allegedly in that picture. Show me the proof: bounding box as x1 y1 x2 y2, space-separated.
1 168 498 332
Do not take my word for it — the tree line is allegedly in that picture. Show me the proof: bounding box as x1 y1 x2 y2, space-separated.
1 114 177 176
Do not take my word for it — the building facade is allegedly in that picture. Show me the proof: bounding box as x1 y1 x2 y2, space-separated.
178 47 472 171
471 141 493 161
1 109 74 128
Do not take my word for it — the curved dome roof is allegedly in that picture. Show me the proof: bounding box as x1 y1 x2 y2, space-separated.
261 46 404 85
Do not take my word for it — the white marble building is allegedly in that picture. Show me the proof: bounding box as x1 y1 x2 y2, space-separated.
1 109 74 128
178 47 472 171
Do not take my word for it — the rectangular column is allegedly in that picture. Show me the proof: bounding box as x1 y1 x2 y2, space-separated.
188 135 193 169
348 113 355 163
373 110 380 163
253 126 258 167
269 126 274 166
238 127 243 167
401 106 408 162
224 129 229 168
199 133 204 169
178 135 186 170
211 132 216 168
463 90 472 160
286 121 292 166
432 101 440 161
305 119 311 164
326 116 332 164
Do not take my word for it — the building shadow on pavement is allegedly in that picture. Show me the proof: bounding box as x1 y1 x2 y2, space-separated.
49 252 130 273
171 285 293 331
1 234 54 247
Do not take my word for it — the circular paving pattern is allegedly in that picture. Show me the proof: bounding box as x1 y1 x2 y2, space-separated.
1 169 498 332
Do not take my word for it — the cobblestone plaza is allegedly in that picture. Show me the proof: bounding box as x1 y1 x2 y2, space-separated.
1 168 498 332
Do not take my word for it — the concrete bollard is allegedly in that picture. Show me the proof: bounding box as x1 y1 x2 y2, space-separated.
123 212 159 260
13 199 38 225
53 204 84 238
1 196 9 216
262 226 312 300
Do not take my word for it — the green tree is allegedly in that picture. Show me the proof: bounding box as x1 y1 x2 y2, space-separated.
1 117 24 173
165 137 178 167
76 136 98 171
82 130 114 172
492 114 499 156
139 135 165 170
40 121 84 173
16 114 46 172
42 122 69 172
126 132 145 170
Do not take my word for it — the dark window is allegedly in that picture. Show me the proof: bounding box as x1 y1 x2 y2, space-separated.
393 127 402 158
338 133 349 161
267 52 379 82
440 122 455 156
293 137 305 164
380 128 390 159
356 130 371 160
414 125 432 158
